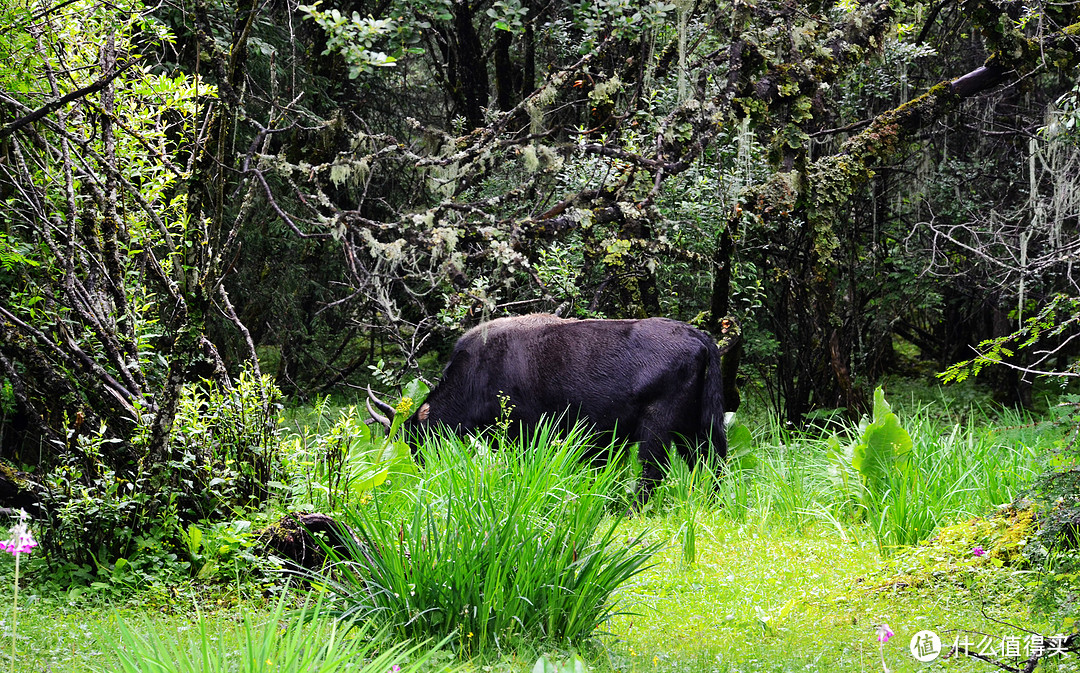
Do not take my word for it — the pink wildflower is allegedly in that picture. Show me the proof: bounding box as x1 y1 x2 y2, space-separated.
875 623 893 644
0 510 36 555
972 546 986 557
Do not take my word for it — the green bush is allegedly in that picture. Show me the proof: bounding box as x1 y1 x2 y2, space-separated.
35 369 286 591
170 368 286 519
312 421 660 649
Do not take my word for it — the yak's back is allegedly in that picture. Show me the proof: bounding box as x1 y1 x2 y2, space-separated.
446 315 717 420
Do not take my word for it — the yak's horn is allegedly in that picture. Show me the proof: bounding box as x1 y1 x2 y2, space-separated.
366 385 393 431
368 385 396 416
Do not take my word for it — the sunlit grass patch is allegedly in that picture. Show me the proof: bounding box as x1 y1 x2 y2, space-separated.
605 516 883 671
0 594 271 672
599 514 1044 673
102 596 453 673
3 591 457 673
703 398 1051 551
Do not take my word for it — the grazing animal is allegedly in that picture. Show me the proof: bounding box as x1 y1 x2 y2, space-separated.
370 314 733 504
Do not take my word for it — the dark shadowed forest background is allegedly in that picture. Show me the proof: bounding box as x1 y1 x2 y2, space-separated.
1 0 1080 613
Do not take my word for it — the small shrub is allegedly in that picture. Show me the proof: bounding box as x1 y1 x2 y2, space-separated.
170 367 286 518
931 505 1036 565
35 368 286 590
1021 395 1080 621
182 519 262 583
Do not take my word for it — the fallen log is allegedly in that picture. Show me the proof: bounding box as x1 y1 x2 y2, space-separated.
259 512 364 573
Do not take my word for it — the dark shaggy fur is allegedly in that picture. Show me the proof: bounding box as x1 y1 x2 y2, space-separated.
409 314 727 504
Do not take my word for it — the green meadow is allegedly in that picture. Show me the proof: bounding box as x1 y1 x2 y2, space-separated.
4 386 1072 673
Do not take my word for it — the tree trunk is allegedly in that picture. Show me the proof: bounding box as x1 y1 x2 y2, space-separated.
453 0 489 128
493 30 514 111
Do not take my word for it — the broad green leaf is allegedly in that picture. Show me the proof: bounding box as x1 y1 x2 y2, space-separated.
851 387 913 490
185 524 203 555
725 422 757 469
825 434 857 495
402 378 430 409
532 655 557 673
353 466 389 492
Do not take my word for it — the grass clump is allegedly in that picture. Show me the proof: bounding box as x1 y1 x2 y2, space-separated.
312 421 660 650
848 404 1044 551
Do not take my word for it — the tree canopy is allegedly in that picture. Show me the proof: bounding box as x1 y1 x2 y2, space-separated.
1 0 1079 559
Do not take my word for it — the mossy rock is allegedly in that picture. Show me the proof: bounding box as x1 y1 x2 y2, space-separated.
930 503 1037 568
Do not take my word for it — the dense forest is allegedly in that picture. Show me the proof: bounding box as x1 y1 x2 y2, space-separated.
1 0 1079 590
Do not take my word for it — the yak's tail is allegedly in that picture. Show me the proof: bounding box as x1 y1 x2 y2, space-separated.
691 327 728 460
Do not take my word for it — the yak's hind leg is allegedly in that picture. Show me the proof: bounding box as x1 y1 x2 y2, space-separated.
635 439 669 508
633 403 722 507
632 408 682 507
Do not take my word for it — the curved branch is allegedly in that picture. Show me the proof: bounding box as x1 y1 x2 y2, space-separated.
0 61 133 140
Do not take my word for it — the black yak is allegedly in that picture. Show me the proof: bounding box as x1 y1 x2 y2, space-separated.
370 314 734 504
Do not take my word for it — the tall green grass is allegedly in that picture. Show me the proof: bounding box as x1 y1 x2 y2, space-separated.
654 402 1049 550
100 596 454 673
311 421 660 650
855 407 1042 549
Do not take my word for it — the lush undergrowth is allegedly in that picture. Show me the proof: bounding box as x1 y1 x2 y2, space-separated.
2 519 1056 672
5 386 1073 672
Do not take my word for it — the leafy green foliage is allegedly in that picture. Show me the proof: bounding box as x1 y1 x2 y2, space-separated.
940 294 1080 384
571 0 677 54
827 388 913 506
0 0 281 581
285 379 428 513
36 371 285 591
725 420 756 471
170 369 286 518
851 388 914 493
531 653 589 673
299 2 400 78
816 392 1044 549
312 421 659 649
1016 395 1080 624
181 519 261 583
1047 83 1080 144
487 0 528 33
